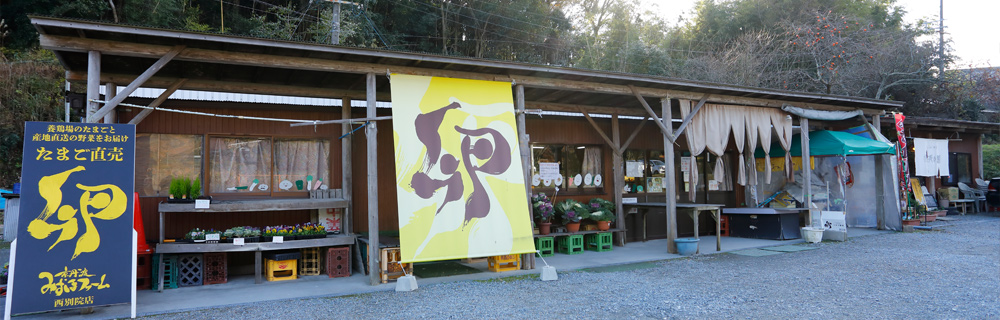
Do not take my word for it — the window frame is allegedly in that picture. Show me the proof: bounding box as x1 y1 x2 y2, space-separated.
530 143 605 195
205 134 331 199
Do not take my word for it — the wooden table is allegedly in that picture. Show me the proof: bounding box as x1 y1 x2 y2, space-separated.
950 199 975 215
623 202 725 252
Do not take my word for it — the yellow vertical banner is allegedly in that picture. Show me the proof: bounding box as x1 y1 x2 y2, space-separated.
390 74 535 263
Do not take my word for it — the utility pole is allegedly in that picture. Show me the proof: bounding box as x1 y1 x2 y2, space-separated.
325 0 358 45
939 0 945 74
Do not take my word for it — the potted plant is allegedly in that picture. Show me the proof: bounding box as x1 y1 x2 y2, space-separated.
184 228 206 243
169 178 182 200
556 199 587 233
532 193 555 235
190 177 203 200
903 204 925 226
588 198 615 231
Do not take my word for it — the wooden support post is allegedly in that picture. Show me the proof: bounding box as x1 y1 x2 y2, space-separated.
629 85 672 140
580 110 621 154
128 78 187 125
662 98 677 254
365 73 380 286
801 117 813 225
515 84 535 269
342 97 353 235
88 45 185 123
104 82 116 123
86 51 101 123
612 113 625 247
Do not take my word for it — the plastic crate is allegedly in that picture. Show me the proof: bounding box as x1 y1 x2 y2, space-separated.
265 259 298 282
720 215 730 237
178 254 203 287
585 232 613 252
557 235 584 255
136 253 152 290
535 237 554 257
203 252 227 285
263 250 301 261
326 246 351 278
152 254 179 290
379 247 412 283
300 248 321 276
487 254 521 272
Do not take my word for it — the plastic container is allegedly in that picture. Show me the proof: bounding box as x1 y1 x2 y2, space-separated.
802 227 824 243
675 238 699 256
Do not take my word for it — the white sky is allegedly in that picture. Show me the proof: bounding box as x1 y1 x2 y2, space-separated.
641 0 999 69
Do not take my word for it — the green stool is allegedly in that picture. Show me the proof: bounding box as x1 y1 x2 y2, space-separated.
557 235 584 255
585 232 613 252
535 237 554 257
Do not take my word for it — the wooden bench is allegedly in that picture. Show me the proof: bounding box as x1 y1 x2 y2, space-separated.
950 199 975 215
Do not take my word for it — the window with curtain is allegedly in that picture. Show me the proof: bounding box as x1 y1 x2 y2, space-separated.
135 134 203 197
274 139 330 193
531 144 603 193
209 137 272 194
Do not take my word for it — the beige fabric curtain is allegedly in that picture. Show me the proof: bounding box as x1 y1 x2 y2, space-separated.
274 139 330 192
209 137 272 193
729 108 747 186
770 111 795 181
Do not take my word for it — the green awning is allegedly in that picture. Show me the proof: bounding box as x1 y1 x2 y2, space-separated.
754 130 895 158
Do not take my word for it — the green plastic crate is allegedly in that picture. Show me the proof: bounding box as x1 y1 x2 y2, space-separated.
585 232 613 252
535 237 554 257
152 254 179 290
557 235 584 255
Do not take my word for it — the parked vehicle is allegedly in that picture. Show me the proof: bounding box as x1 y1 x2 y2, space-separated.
987 178 1000 209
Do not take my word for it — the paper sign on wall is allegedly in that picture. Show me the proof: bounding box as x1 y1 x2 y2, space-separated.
708 180 720 191
539 162 560 179
680 157 691 172
625 161 643 178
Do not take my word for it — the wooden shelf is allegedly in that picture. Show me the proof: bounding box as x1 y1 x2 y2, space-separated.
156 235 356 254
158 198 348 213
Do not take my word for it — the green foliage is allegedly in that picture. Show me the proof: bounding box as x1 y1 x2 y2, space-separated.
180 177 191 198
169 178 182 198
190 177 202 199
0 49 64 188
984 144 1000 179
555 199 587 223
587 198 615 222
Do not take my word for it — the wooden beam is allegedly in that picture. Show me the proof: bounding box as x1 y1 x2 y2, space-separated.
87 45 185 122
621 117 649 151
580 109 621 155
42 35 892 115
800 117 813 225
628 85 672 140
128 78 187 125
104 82 116 123
341 97 353 236
67 71 384 101
86 51 100 123
611 113 625 247
662 98 677 254
365 73 380 286
673 94 709 138
515 84 535 270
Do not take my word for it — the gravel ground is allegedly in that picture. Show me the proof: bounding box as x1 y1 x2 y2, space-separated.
142 214 1000 319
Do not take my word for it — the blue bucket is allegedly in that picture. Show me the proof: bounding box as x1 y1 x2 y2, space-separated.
12 183 20 194
675 238 699 256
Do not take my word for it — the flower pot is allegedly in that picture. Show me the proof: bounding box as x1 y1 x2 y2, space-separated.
675 238 699 256
539 222 552 235
902 219 920 226
933 210 947 217
597 221 611 231
565 222 581 233
921 214 937 222
802 227 824 243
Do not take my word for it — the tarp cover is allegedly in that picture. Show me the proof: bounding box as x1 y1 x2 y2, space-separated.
755 130 895 158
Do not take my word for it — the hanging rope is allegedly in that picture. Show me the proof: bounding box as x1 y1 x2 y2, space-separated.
90 99 319 124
